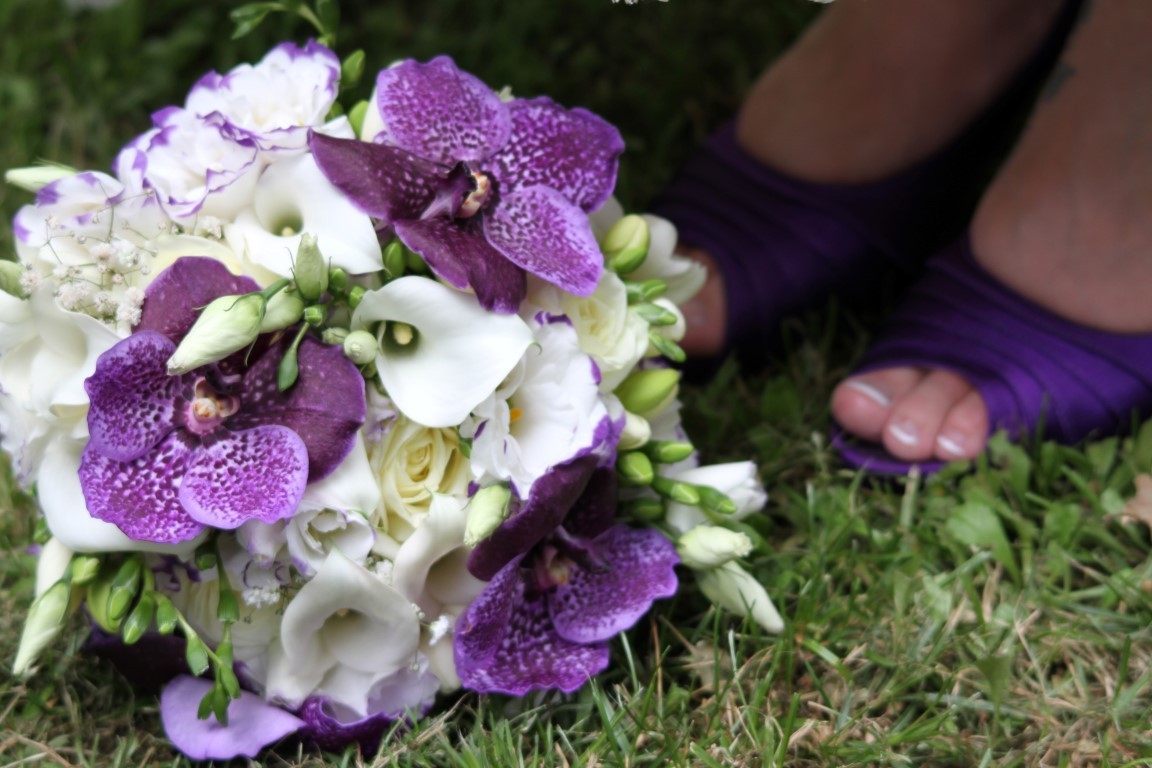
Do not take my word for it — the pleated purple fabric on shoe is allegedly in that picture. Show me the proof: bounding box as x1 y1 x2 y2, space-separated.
651 0 1084 364
834 237 1152 474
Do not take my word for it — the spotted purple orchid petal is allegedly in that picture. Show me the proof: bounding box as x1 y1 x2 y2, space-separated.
307 132 449 221
490 97 624 212
137 257 261 340
84 332 184 462
79 433 204 543
228 338 366 482
161 675 304 761
179 425 309 528
558 467 617 540
374 56 511 166
393 216 526 312
467 455 599 581
549 526 679 644
455 557 610 695
485 185 603 298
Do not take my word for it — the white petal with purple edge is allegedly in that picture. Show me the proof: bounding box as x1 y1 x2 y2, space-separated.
161 675 303 760
352 277 534 428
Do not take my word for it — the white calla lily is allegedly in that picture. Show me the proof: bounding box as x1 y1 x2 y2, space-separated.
225 153 382 277
353 277 535 428
391 494 485 616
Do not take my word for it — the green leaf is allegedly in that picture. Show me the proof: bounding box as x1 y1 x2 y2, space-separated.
1086 437 1118 480
229 2 281 39
945 502 1019 582
759 376 802 423
340 49 365 92
975 653 1014 713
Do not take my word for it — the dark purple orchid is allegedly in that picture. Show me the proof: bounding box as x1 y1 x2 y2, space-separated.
308 56 624 313
78 257 365 544
455 469 679 695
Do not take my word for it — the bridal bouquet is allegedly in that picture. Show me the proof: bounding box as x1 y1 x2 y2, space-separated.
6 37 780 760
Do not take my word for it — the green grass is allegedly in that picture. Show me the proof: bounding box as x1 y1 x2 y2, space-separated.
3 0 1152 766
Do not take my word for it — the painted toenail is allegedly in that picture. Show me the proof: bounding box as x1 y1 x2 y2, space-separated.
888 420 919 446
936 432 967 458
846 380 890 408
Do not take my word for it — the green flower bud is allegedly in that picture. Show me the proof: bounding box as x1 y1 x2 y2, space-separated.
217 587 240 624
260 288 305 332
349 100 370 138
107 558 143 623
677 525 753 570
617 411 651 452
341 50 366 92
84 569 121 633
342 329 378 365
602 215 650 274
624 497 665 523
0 261 27 299
294 234 329 302
348 285 366 309
697 485 739 516
383 240 407 278
154 594 178 635
303 305 326 326
5 163 76 192
13 580 71 676
616 451 655 486
651 475 700 506
464 485 513 547
328 267 350 293
647 332 687 364
643 440 695 464
615 369 680 419
185 634 211 676
322 326 351 346
70 556 102 587
632 302 678 327
122 592 156 645
167 294 266 375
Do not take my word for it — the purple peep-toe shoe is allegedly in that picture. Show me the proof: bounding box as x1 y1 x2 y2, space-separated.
651 0 1083 365
834 238 1152 474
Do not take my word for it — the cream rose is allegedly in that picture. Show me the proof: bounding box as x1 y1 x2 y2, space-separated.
365 415 471 544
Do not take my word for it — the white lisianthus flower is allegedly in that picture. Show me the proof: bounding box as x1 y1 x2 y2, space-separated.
185 40 343 154
131 110 261 221
224 153 383 277
286 508 375 576
363 414 471 545
264 548 421 717
462 314 611 498
390 494 485 618
526 270 650 392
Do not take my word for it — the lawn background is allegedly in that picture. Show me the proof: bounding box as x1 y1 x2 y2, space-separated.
3 0 1152 766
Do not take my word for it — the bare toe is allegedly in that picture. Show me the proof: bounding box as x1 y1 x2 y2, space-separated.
933 388 989 461
831 368 924 443
881 370 974 462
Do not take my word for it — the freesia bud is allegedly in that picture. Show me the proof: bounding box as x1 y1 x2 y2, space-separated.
464 485 512 547
5 163 76 192
349 99 370 138
617 411 651 451
13 580 71 676
294 234 329 302
624 497 665 523
616 451 655 486
602 215 649 274
260 288 305 332
167 294 266 375
645 299 687 346
615 368 680 419
383 240 407 278
322 327 350 346
677 525 753 570
70 556 102 587
342 329 378 365
697 561 784 633
644 440 695 464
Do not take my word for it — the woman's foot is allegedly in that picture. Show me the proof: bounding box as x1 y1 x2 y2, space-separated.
832 0 1152 464
679 0 1068 357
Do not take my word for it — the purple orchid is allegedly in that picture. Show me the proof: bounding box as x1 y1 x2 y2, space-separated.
309 56 624 313
78 258 365 544
455 468 679 695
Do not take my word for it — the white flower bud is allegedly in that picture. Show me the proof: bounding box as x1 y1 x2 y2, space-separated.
617 410 652 451
13 580 71 676
677 525 752 570
5 164 77 192
167 293 266 374
342 329 379 365
697 561 784 634
463 484 512 547
261 288 306 332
